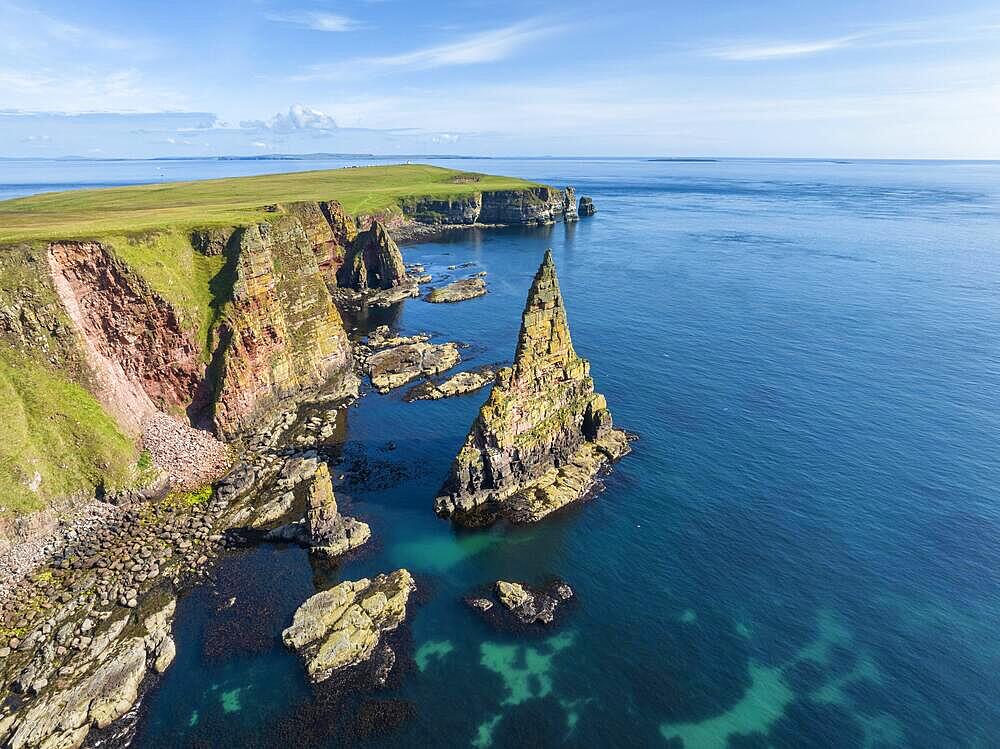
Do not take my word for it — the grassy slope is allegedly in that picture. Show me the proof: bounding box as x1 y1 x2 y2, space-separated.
0 347 135 513
0 164 539 242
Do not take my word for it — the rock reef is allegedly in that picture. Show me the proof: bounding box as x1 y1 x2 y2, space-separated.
404 366 497 402
358 328 462 393
425 275 487 304
282 569 415 683
435 250 629 525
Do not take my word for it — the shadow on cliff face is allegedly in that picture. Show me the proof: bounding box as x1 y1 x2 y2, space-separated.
187 231 241 429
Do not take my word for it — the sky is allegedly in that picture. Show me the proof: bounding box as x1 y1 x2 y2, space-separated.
1 0 999 159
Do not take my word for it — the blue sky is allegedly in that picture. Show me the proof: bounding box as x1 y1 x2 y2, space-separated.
2 0 999 158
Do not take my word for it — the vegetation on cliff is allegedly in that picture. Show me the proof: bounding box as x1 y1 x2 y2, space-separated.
0 165 548 517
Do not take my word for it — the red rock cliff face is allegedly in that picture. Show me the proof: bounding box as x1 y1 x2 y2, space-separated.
212 217 356 439
47 241 204 435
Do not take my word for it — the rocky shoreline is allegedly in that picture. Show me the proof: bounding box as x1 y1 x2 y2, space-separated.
0 188 606 747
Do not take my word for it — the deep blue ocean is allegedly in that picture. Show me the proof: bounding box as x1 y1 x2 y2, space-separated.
3 156 998 747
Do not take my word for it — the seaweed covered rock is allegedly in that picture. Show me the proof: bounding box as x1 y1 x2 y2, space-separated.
434 250 629 525
282 569 415 683
336 221 407 291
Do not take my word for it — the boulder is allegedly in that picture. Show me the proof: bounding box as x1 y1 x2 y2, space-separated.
282 569 415 683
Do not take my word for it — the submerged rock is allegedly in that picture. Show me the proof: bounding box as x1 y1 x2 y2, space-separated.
434 250 629 525
425 276 487 303
404 366 497 402
282 569 415 683
578 196 596 217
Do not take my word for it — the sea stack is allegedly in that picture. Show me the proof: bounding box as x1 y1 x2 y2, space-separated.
336 220 407 290
434 250 629 525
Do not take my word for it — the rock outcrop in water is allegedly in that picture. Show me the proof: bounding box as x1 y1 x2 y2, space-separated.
358 328 462 393
282 569 415 683
305 463 371 557
425 275 487 303
578 196 596 217
434 250 629 525
404 366 497 401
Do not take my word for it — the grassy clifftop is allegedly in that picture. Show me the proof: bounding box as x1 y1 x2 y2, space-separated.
0 164 539 243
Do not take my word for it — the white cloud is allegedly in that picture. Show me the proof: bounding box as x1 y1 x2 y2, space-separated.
266 11 360 32
708 35 860 61
0 67 188 111
295 20 562 80
0 1 145 54
241 104 339 133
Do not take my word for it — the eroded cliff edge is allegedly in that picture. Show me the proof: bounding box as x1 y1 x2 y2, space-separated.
0 168 586 536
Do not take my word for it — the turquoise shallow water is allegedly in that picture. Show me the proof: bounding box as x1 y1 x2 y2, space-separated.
5 157 999 747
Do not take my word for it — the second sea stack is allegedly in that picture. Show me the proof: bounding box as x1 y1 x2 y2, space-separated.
434 250 629 525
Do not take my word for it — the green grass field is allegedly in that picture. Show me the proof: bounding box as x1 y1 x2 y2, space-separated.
0 164 539 243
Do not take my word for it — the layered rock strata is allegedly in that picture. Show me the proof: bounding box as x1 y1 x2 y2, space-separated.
265 462 370 557
434 250 629 524
213 217 357 439
282 569 415 683
425 276 487 303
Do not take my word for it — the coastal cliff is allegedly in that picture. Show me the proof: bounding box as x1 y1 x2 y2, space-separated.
399 185 580 227
435 250 629 525
0 165 574 526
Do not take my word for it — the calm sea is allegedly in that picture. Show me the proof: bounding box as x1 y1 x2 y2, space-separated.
3 157 999 747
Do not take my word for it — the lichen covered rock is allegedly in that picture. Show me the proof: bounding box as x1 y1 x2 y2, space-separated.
0 598 176 749
306 462 371 557
336 220 407 291
434 250 628 524
282 569 415 683
404 366 496 401
213 217 357 438
366 340 461 393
